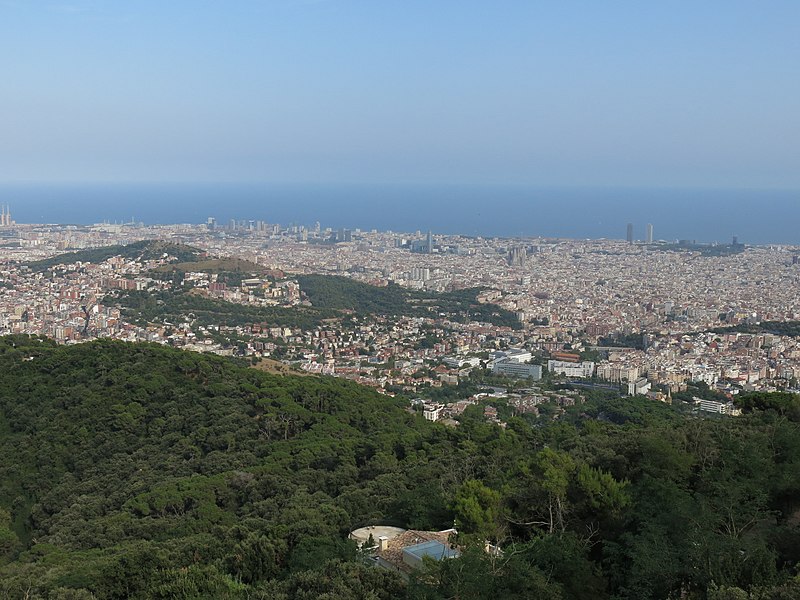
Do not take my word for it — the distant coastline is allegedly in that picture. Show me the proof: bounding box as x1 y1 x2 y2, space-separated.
1 182 799 245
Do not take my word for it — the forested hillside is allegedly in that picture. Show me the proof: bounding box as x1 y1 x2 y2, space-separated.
0 336 798 599
114 288 338 330
26 240 204 272
296 274 522 329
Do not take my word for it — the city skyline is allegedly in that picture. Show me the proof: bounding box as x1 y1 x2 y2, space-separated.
0 202 712 246
0 201 763 248
4 182 800 244
0 202 760 254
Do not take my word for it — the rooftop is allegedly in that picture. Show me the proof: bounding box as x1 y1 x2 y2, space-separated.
403 540 460 561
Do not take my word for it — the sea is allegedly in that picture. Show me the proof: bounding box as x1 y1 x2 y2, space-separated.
1 182 799 245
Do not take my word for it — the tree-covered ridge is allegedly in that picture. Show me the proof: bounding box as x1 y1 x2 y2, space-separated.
26 240 205 271
0 336 420 597
0 336 797 599
151 257 262 273
114 274 521 334
711 320 800 337
296 274 522 329
113 288 338 330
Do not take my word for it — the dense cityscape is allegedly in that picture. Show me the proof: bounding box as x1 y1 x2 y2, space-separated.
2 212 799 422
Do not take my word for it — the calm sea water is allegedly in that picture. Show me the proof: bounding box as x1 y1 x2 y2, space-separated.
1 183 799 245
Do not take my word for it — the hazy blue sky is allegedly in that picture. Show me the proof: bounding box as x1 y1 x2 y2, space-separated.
1 1 798 188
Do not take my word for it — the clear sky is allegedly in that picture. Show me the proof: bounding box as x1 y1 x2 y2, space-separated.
1 1 798 188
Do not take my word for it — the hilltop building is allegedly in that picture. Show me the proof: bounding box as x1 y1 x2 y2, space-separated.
694 397 742 416
627 377 651 395
350 527 459 579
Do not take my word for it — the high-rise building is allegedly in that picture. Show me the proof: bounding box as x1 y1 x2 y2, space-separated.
646 223 653 244
626 223 633 244
427 231 433 254
411 267 430 281
508 246 527 267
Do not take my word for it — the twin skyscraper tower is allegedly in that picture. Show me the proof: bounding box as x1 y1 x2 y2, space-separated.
626 222 654 244
0 205 12 227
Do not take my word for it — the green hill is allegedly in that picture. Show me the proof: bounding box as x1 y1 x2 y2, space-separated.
296 274 522 329
151 257 263 275
27 240 205 271
0 336 418 598
113 288 337 330
711 320 800 337
0 336 798 599
112 274 521 334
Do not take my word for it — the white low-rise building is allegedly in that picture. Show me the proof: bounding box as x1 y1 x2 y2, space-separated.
547 360 595 378
694 397 742 416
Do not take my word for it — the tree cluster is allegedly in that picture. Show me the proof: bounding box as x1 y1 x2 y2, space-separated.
0 336 797 599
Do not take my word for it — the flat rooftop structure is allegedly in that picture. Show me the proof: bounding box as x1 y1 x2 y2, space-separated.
349 525 406 546
371 528 458 577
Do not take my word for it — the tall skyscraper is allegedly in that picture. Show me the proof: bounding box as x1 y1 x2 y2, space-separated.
427 231 433 254
626 223 633 244
646 223 653 244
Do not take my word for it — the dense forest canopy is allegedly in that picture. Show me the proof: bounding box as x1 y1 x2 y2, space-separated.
0 336 797 599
